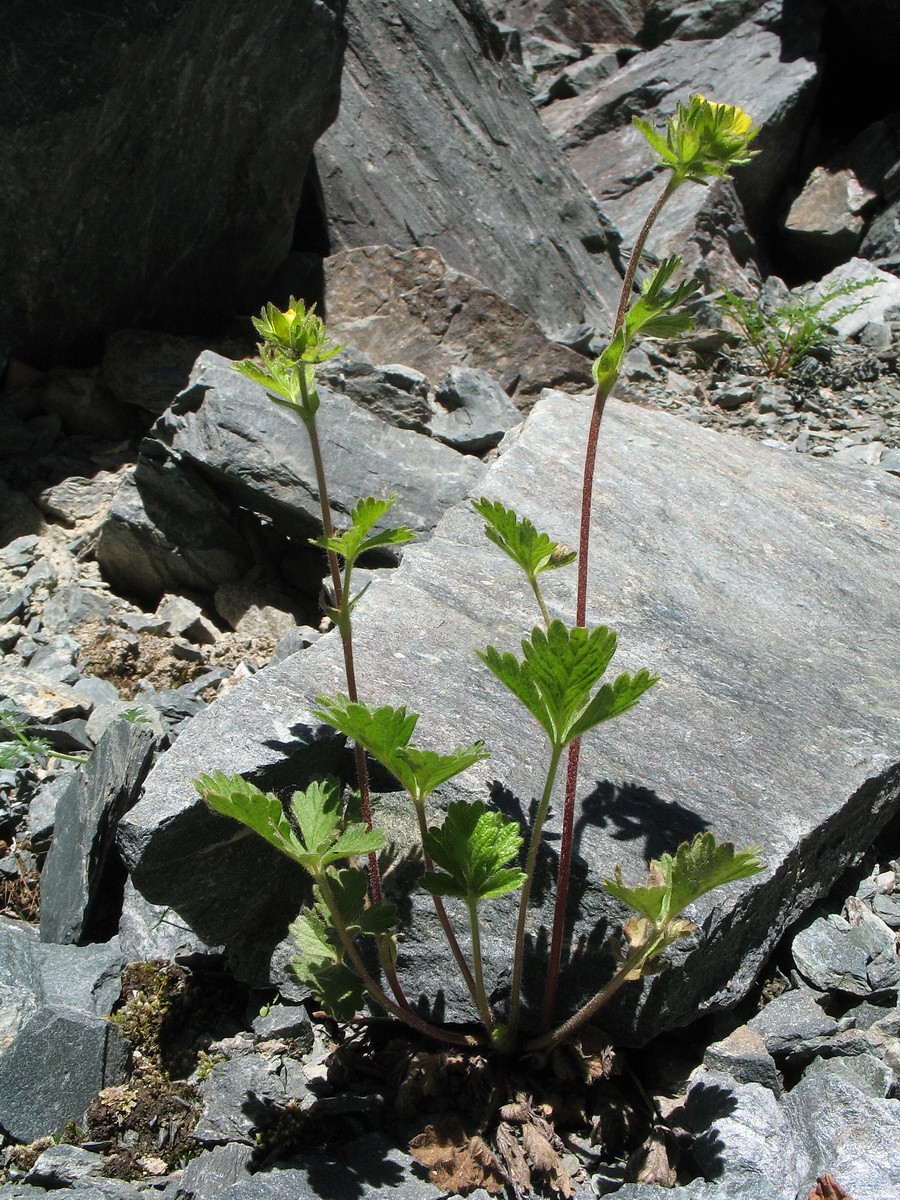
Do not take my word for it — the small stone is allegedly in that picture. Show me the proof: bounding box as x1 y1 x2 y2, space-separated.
703 1025 782 1094
792 915 871 995
711 377 756 410
858 321 893 352
872 893 900 929
748 988 838 1060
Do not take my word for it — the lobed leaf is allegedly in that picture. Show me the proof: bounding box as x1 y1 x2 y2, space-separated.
472 498 576 582
195 771 305 863
311 494 416 564
604 832 764 927
420 800 526 902
313 694 419 793
566 668 659 741
395 743 490 802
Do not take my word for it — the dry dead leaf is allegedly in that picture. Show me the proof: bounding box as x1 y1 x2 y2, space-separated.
496 1120 532 1197
521 1120 572 1197
806 1175 854 1200
409 1116 507 1195
624 1124 678 1187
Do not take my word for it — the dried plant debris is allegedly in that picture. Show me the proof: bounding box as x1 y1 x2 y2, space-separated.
0 838 40 922
409 1116 509 1195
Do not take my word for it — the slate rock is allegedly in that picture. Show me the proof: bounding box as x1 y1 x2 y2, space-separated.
324 246 594 402
102 330 224 416
0 664 94 724
0 920 129 1143
544 1 820 230
702 1025 781 1093
803 258 900 339
641 0 768 44
860 196 900 273
38 370 142 441
610 1182 782 1200
121 389 900 1043
0 0 346 367
802 1052 894 1099
792 913 898 996
177 1142 254 1200
25 1144 109 1189
685 1070 808 1198
315 0 623 334
747 988 839 1061
117 878 216 964
152 350 484 552
251 1003 313 1050
218 1132 442 1200
39 720 157 945
429 367 522 453
317 355 432 433
34 471 123 530
192 1052 311 1144
787 1069 900 1200
495 0 646 44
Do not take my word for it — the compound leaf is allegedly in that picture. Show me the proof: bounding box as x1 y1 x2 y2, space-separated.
421 801 526 902
478 644 552 741
312 494 415 563
605 832 764 927
292 958 367 1023
566 669 659 741
195 771 305 863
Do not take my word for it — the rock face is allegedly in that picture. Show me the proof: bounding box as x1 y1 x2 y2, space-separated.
120 389 900 1044
314 0 624 332
324 246 595 401
0 0 346 367
541 0 820 282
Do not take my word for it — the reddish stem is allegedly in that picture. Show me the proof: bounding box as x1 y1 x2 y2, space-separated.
539 174 679 1032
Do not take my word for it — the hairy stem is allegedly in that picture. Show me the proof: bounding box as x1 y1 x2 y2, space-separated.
541 172 680 1032
528 935 662 1055
316 871 474 1047
411 799 481 1008
467 898 496 1035
507 742 564 1043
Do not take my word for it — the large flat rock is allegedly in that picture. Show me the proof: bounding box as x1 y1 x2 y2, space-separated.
120 391 900 1044
314 0 623 332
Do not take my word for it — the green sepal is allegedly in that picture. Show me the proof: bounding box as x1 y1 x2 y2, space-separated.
479 621 654 750
471 498 576 582
420 800 526 902
592 330 626 395
311 494 416 565
604 832 765 928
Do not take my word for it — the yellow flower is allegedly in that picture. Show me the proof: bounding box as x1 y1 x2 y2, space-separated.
694 94 754 137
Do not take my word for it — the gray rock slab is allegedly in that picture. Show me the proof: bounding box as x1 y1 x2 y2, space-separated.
787 1070 900 1200
429 367 523 454
747 988 839 1061
39 721 158 944
315 0 623 334
686 1071 807 1199
178 1142 255 1200
543 1 819 228
0 0 345 367
152 351 485 549
0 1003 129 1143
120 389 900 1044
803 258 900 338
193 1053 310 1145
702 1025 781 1093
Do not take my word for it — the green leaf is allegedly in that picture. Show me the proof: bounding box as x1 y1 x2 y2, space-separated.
289 776 343 856
395 743 490 802
471 499 575 582
311 494 416 564
592 330 626 394
289 908 337 964
420 800 526 902
604 832 764 927
313 695 419 793
326 824 386 866
195 771 305 863
477 643 551 740
292 958 367 1023
624 258 701 343
566 668 659 741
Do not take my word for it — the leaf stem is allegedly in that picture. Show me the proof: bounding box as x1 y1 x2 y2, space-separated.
529 577 552 627
507 742 564 1042
411 799 482 1011
467 898 496 1035
541 171 680 1033
528 936 659 1055
316 871 474 1047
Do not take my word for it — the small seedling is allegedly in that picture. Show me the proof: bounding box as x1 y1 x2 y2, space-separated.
717 277 877 377
0 710 87 768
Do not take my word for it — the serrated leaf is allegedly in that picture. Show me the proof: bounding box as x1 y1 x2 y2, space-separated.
195 771 305 862
289 909 338 964
311 494 416 564
326 865 369 924
521 622 619 741
289 776 343 856
420 801 526 902
477 644 551 740
326 824 386 865
395 743 490 802
313 695 419 793
292 958 367 1023
605 832 764 927
356 901 399 937
472 498 576 581
566 668 658 741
